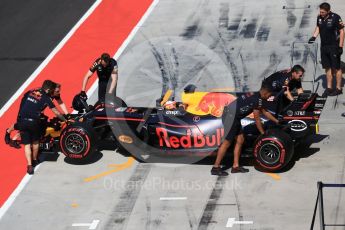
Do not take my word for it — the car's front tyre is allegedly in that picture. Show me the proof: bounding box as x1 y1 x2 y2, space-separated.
60 122 96 162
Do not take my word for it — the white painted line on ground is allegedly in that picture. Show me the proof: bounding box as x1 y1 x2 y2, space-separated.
0 0 103 221
0 0 103 118
72 219 100 229
0 164 42 219
87 0 161 97
226 218 254 228
160 197 188 201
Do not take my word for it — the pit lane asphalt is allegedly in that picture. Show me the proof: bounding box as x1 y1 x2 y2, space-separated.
0 0 95 108
1 0 345 229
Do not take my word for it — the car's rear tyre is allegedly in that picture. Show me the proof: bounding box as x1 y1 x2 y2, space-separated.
60 122 96 162
253 129 294 172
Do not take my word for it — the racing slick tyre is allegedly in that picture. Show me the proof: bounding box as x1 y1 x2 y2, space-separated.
253 129 294 172
60 122 96 162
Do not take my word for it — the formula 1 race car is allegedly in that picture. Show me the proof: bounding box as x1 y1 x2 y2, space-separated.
31 84 326 172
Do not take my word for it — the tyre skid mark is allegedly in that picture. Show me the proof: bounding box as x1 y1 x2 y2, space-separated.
233 188 244 230
104 164 151 229
197 176 226 230
213 31 242 91
239 52 249 92
256 23 270 42
161 46 179 97
256 10 271 42
218 2 229 29
146 169 185 229
180 59 212 89
258 52 282 80
180 0 210 40
149 41 171 99
181 22 202 40
216 3 253 91
147 35 181 100
239 18 258 39
170 43 180 89
185 203 197 230
149 201 168 229
285 0 297 29
145 197 152 230
227 7 244 33
299 4 312 29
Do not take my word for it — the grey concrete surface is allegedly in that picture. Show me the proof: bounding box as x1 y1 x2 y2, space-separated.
1 0 345 230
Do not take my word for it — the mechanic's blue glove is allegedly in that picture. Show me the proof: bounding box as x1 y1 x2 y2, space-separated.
308 36 316 44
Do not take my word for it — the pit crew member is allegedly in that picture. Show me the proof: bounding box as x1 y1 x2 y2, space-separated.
211 83 279 176
5 81 68 148
15 80 67 174
262 65 305 101
81 53 118 102
309 2 344 96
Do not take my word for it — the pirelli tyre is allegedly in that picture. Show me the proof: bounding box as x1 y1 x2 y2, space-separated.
253 129 294 172
60 122 96 162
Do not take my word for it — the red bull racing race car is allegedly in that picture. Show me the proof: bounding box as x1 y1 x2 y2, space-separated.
36 85 326 172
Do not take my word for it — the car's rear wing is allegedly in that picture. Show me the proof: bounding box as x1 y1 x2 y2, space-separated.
280 93 326 135
281 93 326 122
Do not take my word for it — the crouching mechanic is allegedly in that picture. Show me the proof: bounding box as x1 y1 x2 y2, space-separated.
16 80 68 175
211 83 279 176
262 65 305 101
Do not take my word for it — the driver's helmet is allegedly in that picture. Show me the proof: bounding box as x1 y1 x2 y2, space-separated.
72 94 89 113
163 101 177 110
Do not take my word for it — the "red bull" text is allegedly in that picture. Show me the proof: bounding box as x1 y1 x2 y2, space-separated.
156 127 224 148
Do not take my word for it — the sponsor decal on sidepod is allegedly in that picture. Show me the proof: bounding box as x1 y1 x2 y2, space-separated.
156 127 224 148
288 120 307 132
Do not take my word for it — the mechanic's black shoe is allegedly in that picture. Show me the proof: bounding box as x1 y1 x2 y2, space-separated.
231 166 249 173
211 167 229 176
4 129 10 144
32 159 40 168
27 165 34 175
342 112 345 117
322 88 333 97
329 88 343 96
9 140 21 149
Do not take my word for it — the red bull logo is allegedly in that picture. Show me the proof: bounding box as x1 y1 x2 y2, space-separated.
196 93 235 117
156 127 224 148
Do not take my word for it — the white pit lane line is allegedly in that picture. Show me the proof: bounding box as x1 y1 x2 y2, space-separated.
226 218 254 228
159 197 188 201
72 219 100 230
